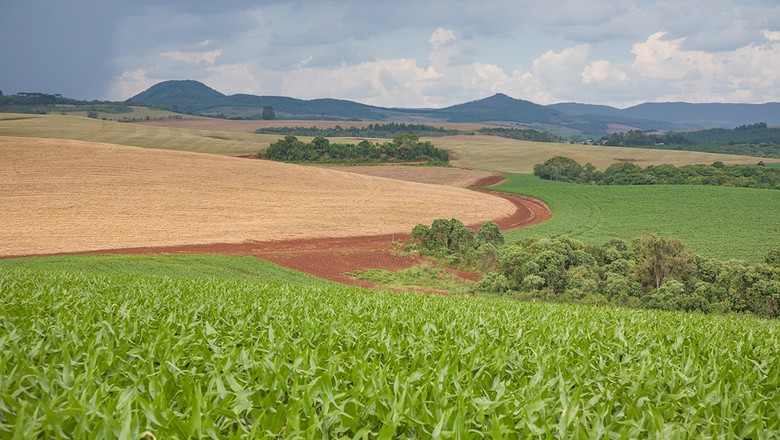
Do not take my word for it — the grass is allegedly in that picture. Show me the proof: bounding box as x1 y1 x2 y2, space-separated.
347 264 473 294
1 256 778 437
494 174 780 262
434 135 780 173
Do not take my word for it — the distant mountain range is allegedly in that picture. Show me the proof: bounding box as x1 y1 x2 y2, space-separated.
128 80 780 138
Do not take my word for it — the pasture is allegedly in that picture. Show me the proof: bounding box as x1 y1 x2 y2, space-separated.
1 256 778 437
494 174 780 262
0 136 514 256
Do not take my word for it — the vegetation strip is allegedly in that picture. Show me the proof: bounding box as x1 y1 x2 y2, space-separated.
534 156 780 189
495 174 780 262
1 262 778 437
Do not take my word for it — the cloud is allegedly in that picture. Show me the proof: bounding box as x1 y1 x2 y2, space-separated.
581 60 629 84
163 49 222 64
106 68 158 101
429 27 456 48
92 1 780 106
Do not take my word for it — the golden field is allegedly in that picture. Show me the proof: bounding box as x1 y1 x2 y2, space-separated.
0 136 515 256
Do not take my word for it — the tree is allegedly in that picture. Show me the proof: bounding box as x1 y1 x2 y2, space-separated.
632 233 692 289
474 221 504 248
533 156 583 181
262 106 275 120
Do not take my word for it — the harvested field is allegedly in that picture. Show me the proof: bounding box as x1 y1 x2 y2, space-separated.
0 136 516 256
436 135 780 173
325 165 499 187
41 191 548 288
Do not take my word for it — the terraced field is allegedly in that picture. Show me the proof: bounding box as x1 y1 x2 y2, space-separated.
494 174 780 262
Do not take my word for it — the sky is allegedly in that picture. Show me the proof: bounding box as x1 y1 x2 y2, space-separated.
1 0 779 108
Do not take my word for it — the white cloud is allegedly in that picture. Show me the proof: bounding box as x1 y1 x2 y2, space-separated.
162 49 222 65
581 60 629 84
429 27 456 49
764 30 780 42
105 68 158 101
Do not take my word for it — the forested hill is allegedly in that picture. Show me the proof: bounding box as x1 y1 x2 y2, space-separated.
548 102 780 128
126 80 779 137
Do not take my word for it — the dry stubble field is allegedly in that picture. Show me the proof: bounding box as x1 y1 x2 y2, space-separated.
3 114 775 174
0 136 515 256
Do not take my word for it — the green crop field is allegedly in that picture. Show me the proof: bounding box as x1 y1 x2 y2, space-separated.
0 254 332 286
495 174 780 262
0 114 279 156
1 254 778 438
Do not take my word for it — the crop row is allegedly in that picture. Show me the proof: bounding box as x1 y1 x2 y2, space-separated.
1 268 779 438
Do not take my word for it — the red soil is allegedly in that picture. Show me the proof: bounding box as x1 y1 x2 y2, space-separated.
7 189 551 287
8 182 551 291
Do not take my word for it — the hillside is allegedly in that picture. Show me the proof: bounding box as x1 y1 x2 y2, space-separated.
0 136 514 256
549 101 780 128
127 80 779 138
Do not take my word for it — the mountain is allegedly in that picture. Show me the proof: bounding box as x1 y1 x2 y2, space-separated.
421 93 563 123
549 101 780 129
548 103 624 117
128 80 779 137
621 102 780 128
128 80 390 119
128 80 226 112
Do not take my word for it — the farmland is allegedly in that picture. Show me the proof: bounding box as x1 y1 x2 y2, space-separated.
494 174 780 262
0 136 514 256
0 114 270 156
435 135 779 173
1 257 778 437
2 112 780 437
3 114 776 172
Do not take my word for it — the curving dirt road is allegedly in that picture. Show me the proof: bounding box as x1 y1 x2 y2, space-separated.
7 184 551 289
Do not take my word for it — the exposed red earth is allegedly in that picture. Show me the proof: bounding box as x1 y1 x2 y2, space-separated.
9 184 551 290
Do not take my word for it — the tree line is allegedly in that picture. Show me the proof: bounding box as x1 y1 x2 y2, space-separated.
598 125 780 159
259 134 449 163
408 220 780 318
476 127 560 142
533 156 780 189
256 123 458 138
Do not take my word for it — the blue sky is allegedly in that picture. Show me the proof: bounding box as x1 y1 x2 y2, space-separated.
1 0 778 107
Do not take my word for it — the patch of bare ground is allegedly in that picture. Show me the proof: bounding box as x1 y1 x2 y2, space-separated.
326 165 501 188
0 136 516 257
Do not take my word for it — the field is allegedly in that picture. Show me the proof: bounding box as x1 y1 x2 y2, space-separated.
435 135 779 173
0 136 514 256
2 113 780 436
136 118 493 133
328 165 499 187
4 114 776 174
0 114 271 156
494 174 780 262
53 105 193 121
1 256 778 437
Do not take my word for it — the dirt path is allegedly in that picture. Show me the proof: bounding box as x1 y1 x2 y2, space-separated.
7 188 551 289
